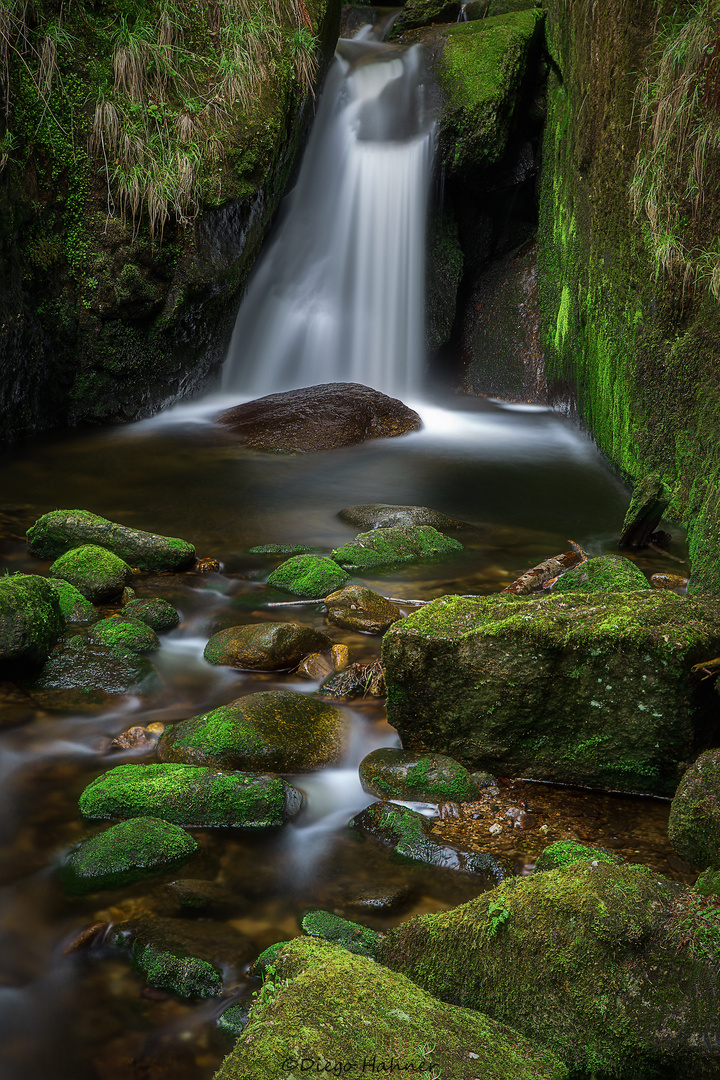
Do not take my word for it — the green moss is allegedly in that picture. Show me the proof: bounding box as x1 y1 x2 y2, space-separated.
668 748 720 870
0 573 63 671
359 747 478 802
60 816 197 894
49 544 133 602
534 840 621 873
28 510 195 570
552 555 648 594
266 554 349 598
301 910 380 958
129 942 222 999
47 578 95 623
332 525 463 572
88 616 160 654
121 598 180 632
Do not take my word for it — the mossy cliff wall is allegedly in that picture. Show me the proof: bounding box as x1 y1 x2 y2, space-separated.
539 0 720 593
0 0 339 442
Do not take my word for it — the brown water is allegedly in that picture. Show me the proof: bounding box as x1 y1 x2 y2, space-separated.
0 397 692 1080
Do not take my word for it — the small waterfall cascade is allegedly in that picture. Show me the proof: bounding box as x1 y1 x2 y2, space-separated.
221 38 435 400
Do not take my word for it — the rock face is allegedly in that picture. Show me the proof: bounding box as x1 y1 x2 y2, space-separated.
668 749 720 871
60 817 197 894
266 554 349 597
338 503 465 530
213 938 569 1080
359 747 479 802
27 510 195 570
332 525 463 571
158 690 347 772
49 544 133 602
216 383 422 452
382 592 720 795
325 585 402 634
376 860 720 1078
0 574 62 673
203 622 332 670
552 554 648 594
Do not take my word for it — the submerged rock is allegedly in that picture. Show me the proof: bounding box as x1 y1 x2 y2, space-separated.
552 554 647 593
332 524 463 571
24 638 161 706
78 762 304 828
266 553 349 597
338 503 465 530
47 578 95 623
121 597 180 631
203 622 332 670
0 573 62 673
49 544 133 602
158 690 347 772
88 616 160 654
216 383 422 452
359 747 479 802
214 938 569 1080
382 592 720 795
301 910 380 958
27 509 195 570
325 584 401 634
60 817 197 894
166 878 237 914
668 749 720 871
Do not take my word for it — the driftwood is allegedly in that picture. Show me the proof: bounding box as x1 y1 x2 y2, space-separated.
503 541 590 596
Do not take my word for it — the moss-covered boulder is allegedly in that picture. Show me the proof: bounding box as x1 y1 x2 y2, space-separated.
386 0 461 39
47 578 95 624
383 592 720 795
88 617 160 654
552 554 648 594
157 690 347 772
23 637 161 706
533 840 621 873
332 525 463 572
78 762 304 828
350 801 505 880
122 597 180 632
301 910 380 958
49 544 133 602
668 749 720 871
359 747 479 802
325 584 401 634
266 554 349 597
214 937 569 1080
60 817 197 894
27 510 195 570
377 860 720 1078
203 622 332 670
0 573 62 673
338 503 465 529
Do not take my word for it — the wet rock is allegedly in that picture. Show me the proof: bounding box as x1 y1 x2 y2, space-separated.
359 748 479 802
47 578 96 623
27 509 195 571
215 938 568 1080
339 883 414 914
332 524 463 571
695 869 720 897
386 0 461 39
331 643 349 669
533 840 621 873
108 722 164 752
157 690 347 772
377 860 720 1078
619 475 671 550
216 383 422 453
217 1004 250 1036
325 584 402 634
338 504 465 530
121 598 180 632
165 878 236 913
295 651 334 680
194 557 221 573
301 910 380 959
88 617 160 654
267 554 349 597
22 638 161 706
552 554 647 594
426 206 465 354
49 544 133 602
121 586 136 603
320 659 385 699
249 543 313 555
651 573 689 590
203 622 332 670
0 573 62 673
78 762 304 828
59 817 197 894
470 770 499 789
668 749 720 870
62 921 108 955
350 801 505 879
382 592 720 796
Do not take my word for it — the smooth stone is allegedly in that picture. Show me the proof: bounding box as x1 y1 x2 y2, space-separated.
88 616 160 654
301 910 380 959
295 651 334 680
338 503 465 529
203 622 332 670
651 573 688 590
0 573 62 673
331 643 349 669
47 578 95 623
332 525 463 571
60 817 197 894
359 747 479 802
553 554 648 593
27 509 195 570
108 722 164 752
386 0 461 39
121 597 180 631
267 554 349 597
216 382 422 452
668 749 720 870
49 544 133 602
325 584 402 634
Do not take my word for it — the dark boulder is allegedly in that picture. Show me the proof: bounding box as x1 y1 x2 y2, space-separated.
0 574 62 674
203 622 332 670
27 509 195 570
668 749 720 871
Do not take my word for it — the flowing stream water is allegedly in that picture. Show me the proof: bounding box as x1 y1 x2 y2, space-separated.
0 32 694 1080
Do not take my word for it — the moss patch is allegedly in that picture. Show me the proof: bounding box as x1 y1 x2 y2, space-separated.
267 554 349 598
28 510 195 570
552 555 648 594
359 747 479 802
88 616 160 654
668 748 720 871
301 910 380 958
122 597 180 632
60 816 197 894
332 525 463 572
49 544 133 602
0 573 62 672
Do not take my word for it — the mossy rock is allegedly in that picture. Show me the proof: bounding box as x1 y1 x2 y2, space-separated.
88 616 160 654
60 817 197 894
382 592 720 795
386 0 461 39
332 525 463 571
350 801 505 880
78 762 304 828
533 840 621 873
377 860 720 1077
27 510 195 571
301 910 380 959
22 638 161 706
47 578 96 624
122 597 180 632
668 749 720 871
165 878 236 913
49 544 133 602
217 1004 250 1037
203 622 332 670
338 503 465 530
553 555 648 594
325 584 402 634
695 869 720 898
214 937 569 1080
359 747 479 802
0 573 63 673
158 690 347 772
266 554 349 598
248 543 314 555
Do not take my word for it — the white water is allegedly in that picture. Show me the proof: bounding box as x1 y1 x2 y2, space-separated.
221 40 435 399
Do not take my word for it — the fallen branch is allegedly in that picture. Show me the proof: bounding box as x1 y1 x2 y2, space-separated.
503 541 589 596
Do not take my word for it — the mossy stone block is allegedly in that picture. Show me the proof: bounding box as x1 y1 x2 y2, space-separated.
78 762 304 828
88 616 160 654
122 597 180 632
553 555 648 594
203 622 332 670
267 554 349 597
60 817 197 894
359 747 478 802
27 509 195 571
0 573 62 672
301 910 380 958
47 578 95 623
668 749 720 870
325 584 401 634
534 840 621 873
332 525 463 571
49 544 133 602
383 592 720 795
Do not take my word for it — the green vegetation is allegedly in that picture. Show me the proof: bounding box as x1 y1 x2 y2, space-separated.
60 816 197 893
552 555 649 594
27 509 195 570
301 909 380 958
359 747 479 802
0 573 62 670
49 543 133 601
332 525 463 571
122 597 180 631
88 615 160 654
534 840 621 873
267 553 349 597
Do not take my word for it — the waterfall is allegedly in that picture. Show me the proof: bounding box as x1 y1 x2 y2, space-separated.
221 38 435 400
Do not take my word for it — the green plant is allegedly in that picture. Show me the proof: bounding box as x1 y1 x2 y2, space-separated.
487 898 511 937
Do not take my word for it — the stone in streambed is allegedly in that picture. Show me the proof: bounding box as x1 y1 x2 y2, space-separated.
325 584 402 634
27 509 195 570
203 622 332 670
122 597 180 631
47 578 95 623
267 554 349 597
295 651 334 680
0 573 63 673
332 525 463 571
359 747 479 802
78 762 303 827
88 617 160 654
60 817 197 894
552 554 647 594
216 383 422 452
301 910 380 959
49 544 133 602
158 690 347 772
338 503 465 529
668 749 720 870
23 638 161 707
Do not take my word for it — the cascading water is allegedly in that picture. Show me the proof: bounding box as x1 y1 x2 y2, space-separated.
221 38 435 400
